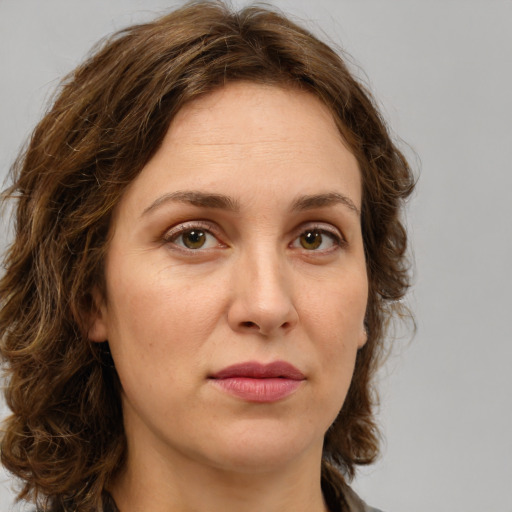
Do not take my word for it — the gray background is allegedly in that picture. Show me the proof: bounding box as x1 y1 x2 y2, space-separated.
1 1 511 511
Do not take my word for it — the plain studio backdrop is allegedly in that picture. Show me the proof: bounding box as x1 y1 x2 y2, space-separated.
0 1 511 511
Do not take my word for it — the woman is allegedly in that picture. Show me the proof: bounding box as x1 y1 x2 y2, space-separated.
0 2 414 511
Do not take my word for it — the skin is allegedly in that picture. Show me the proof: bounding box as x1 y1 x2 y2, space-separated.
90 82 368 512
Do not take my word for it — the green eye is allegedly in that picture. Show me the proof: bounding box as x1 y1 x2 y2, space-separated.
182 230 206 249
299 230 322 250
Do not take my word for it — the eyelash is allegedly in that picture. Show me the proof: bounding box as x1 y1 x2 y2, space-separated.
291 224 345 253
162 221 346 254
162 220 224 252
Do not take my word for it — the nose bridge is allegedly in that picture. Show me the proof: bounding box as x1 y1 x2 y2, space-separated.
228 239 297 336
248 243 287 302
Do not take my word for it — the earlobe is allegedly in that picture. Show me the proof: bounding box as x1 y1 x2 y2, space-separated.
358 326 368 349
87 290 109 343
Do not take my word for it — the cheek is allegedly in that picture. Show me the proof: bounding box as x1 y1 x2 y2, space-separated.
105 257 228 372
302 269 367 387
302 270 368 337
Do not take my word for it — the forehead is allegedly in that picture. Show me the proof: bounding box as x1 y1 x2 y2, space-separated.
167 82 351 158
123 82 362 212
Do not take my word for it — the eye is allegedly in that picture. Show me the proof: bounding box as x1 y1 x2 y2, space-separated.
164 222 224 251
178 229 211 249
291 227 342 252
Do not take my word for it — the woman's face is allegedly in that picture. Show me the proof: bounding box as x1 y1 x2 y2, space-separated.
91 82 368 473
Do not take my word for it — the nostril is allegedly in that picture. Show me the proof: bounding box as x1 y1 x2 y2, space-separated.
240 320 291 331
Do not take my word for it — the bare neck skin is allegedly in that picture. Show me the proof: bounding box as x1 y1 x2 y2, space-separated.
110 425 329 512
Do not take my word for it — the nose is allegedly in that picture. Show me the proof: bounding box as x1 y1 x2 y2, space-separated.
227 249 299 337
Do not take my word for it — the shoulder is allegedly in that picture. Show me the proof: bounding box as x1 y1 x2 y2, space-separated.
321 465 385 512
32 492 119 512
343 485 386 512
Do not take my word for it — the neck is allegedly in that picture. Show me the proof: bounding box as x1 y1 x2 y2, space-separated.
110 439 329 512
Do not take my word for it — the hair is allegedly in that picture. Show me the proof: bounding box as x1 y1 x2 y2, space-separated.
0 1 415 510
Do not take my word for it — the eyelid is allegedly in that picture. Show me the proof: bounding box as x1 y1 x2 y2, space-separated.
162 220 226 249
160 220 346 253
291 222 346 250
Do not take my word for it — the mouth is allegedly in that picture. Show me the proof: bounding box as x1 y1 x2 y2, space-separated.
208 361 305 403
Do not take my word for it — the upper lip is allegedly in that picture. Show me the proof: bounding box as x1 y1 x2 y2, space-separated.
210 361 305 380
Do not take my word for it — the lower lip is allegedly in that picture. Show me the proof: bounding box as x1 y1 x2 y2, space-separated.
210 377 303 403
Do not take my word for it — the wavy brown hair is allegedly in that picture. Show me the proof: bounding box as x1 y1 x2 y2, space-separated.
0 1 415 510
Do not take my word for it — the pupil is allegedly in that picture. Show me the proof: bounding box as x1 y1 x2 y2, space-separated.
301 231 321 250
184 230 205 249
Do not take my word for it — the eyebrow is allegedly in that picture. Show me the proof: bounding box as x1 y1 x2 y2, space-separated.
142 190 241 216
141 190 359 217
291 192 360 216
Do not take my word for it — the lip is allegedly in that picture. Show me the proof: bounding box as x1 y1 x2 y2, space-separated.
209 361 305 403
210 361 305 380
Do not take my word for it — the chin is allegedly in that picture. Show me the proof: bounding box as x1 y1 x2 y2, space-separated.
197 420 324 473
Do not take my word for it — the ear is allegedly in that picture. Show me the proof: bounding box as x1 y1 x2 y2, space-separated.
87 289 109 342
357 326 368 349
